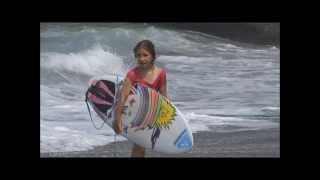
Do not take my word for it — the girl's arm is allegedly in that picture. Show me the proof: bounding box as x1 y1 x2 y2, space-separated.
159 78 167 98
159 69 168 98
114 77 132 134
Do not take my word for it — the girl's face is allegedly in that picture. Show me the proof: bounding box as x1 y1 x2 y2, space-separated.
136 48 154 69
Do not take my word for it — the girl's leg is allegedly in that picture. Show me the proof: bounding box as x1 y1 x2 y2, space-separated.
131 144 145 157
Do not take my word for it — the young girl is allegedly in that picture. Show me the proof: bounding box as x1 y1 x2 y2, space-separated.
114 40 167 157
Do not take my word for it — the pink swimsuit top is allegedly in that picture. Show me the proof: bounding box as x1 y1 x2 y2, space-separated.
126 67 166 91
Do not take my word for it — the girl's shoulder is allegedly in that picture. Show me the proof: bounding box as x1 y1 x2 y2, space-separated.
155 66 166 83
155 66 166 74
125 67 138 82
127 67 137 74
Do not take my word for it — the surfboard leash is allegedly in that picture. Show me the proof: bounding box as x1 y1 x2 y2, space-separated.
85 91 105 130
113 74 120 157
113 132 117 157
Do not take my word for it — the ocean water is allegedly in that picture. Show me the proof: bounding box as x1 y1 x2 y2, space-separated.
40 23 280 153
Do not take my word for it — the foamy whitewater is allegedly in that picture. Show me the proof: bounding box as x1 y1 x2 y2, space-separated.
40 23 280 153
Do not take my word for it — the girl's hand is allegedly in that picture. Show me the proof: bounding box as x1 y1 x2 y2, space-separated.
113 118 123 134
114 77 132 134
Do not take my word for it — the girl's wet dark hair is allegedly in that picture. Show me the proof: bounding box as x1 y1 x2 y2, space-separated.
133 40 156 62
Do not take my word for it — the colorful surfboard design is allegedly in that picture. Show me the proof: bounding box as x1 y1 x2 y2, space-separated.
85 75 193 154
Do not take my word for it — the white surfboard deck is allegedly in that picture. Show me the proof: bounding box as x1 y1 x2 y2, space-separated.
88 75 193 154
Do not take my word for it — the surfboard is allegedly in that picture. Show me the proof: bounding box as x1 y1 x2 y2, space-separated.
85 74 193 154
